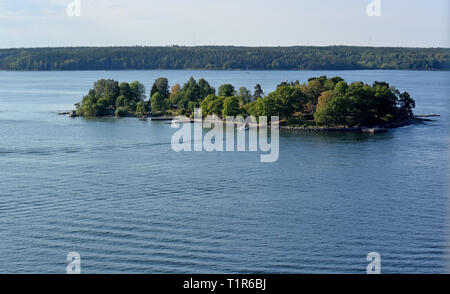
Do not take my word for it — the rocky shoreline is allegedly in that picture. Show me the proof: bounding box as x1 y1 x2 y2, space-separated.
280 117 431 133
60 110 435 134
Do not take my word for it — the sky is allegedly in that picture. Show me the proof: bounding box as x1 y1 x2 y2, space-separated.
0 0 448 48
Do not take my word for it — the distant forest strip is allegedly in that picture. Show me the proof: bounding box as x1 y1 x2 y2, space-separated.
0 46 449 71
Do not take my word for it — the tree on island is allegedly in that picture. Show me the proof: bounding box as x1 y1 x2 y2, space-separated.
76 76 416 128
150 78 170 98
201 95 224 117
254 84 264 99
218 84 235 97
237 87 252 107
77 79 146 117
222 96 241 117
150 92 166 113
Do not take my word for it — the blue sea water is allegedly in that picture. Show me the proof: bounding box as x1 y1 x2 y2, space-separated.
0 70 449 273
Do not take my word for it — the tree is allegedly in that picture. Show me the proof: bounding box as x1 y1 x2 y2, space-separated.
303 79 323 103
150 92 166 113
187 101 199 114
136 101 149 115
218 84 235 97
115 107 127 117
201 95 224 116
77 94 97 117
198 78 216 98
314 91 334 126
254 84 264 99
119 82 132 99
182 77 201 102
93 79 107 98
237 87 252 106
103 80 120 105
316 91 333 113
130 81 146 101
265 86 306 119
398 92 415 119
222 96 241 117
92 79 119 105
150 78 170 98
115 95 126 109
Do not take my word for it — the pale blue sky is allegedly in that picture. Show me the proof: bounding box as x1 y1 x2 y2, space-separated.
0 0 448 48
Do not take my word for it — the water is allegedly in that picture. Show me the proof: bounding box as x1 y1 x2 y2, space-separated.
0 70 449 274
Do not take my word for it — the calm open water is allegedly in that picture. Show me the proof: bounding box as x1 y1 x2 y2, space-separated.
0 70 449 273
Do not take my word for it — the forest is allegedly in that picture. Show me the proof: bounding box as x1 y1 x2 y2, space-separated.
76 76 416 128
1 46 449 71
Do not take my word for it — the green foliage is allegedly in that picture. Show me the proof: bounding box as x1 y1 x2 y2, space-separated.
200 95 224 116
136 101 149 115
198 78 216 98
115 107 127 117
314 78 415 127
77 76 416 127
222 96 241 117
398 92 416 119
119 82 132 99
236 87 252 106
150 78 170 98
78 79 145 117
218 84 235 97
254 84 264 99
150 92 167 113
182 77 201 102
2 46 449 70
130 81 147 101
286 116 307 127
92 79 119 105
187 101 199 114
245 85 306 120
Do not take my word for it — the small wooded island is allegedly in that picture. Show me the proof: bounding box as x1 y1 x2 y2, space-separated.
75 76 417 130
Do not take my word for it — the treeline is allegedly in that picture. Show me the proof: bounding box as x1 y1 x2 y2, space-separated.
76 76 416 128
1 46 449 71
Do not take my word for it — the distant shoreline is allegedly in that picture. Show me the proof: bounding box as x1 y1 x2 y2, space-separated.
1 46 448 71
2 68 449 72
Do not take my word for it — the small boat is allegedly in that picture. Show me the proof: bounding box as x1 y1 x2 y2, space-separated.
238 125 249 131
361 127 388 134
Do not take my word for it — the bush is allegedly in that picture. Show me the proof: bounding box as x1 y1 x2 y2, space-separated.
115 107 127 117
286 116 306 127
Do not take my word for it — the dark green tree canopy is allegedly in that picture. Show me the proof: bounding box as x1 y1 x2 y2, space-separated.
150 77 170 98
2 46 449 70
218 84 235 97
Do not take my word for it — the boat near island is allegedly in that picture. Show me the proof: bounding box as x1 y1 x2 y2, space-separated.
360 127 388 134
237 125 250 131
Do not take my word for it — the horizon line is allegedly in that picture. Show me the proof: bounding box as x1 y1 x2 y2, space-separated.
1 45 449 50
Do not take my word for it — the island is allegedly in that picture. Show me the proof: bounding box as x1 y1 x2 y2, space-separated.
74 75 419 131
